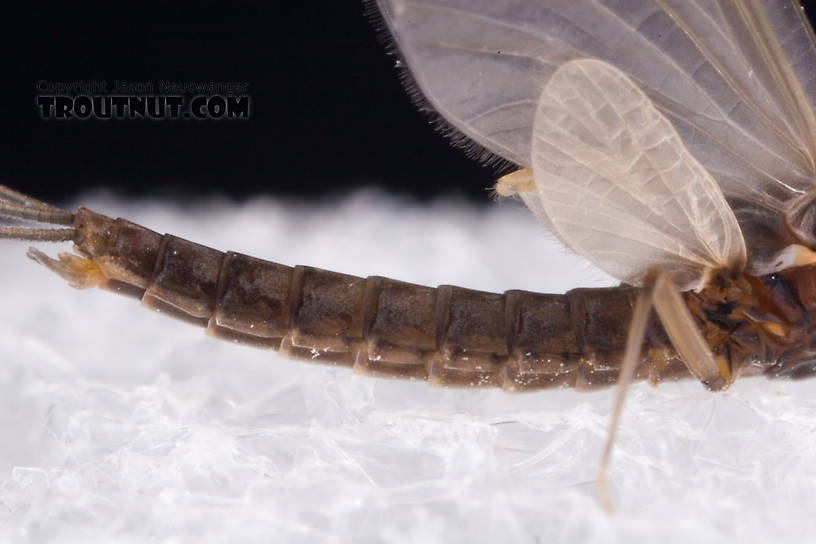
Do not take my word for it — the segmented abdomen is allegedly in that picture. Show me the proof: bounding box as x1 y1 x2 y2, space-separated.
74 208 690 391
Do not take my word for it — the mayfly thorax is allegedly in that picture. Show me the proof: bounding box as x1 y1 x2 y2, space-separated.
3 0 816 509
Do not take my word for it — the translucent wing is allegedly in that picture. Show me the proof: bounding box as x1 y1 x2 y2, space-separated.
522 59 745 290
376 0 816 273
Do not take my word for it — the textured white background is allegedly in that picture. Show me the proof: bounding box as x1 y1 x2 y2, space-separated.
1 190 815 543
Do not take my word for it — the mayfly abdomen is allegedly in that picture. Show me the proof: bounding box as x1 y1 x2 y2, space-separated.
63 207 690 392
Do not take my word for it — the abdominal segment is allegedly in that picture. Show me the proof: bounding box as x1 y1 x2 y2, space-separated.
58 207 695 391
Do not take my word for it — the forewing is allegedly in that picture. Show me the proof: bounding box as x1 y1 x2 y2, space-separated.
377 0 816 272
524 59 745 291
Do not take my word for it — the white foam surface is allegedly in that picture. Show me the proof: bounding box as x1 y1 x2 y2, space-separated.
1 190 815 543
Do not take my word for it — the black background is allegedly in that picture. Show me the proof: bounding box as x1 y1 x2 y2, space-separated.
2 3 816 203
2 3 497 203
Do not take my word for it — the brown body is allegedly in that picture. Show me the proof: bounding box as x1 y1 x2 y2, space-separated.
685 267 816 382
6 198 816 390
46 206 810 392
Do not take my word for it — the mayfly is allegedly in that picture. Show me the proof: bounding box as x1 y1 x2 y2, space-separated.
2 0 816 509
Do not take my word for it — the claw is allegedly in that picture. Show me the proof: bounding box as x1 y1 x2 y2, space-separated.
27 247 105 289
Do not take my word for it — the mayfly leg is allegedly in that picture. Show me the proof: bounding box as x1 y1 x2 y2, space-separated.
493 169 534 198
598 269 729 512
653 276 732 390
598 271 656 513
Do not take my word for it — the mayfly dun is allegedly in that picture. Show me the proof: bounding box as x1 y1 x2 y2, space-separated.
3 0 816 509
